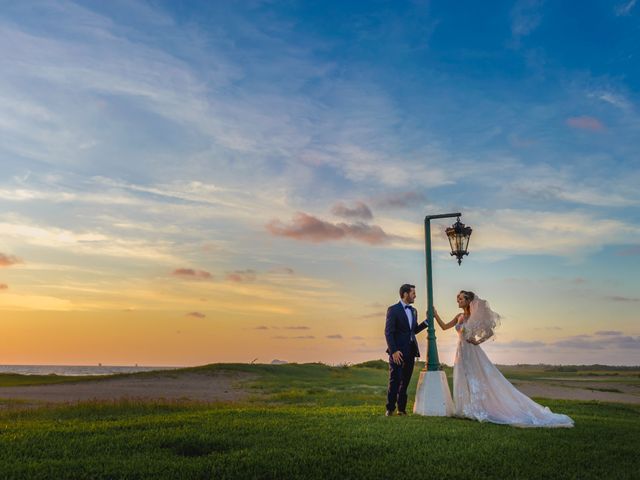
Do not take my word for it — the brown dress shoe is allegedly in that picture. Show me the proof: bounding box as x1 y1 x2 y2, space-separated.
397 411 407 416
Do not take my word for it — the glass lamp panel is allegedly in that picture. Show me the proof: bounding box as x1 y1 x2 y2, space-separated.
462 233 470 252
446 231 456 254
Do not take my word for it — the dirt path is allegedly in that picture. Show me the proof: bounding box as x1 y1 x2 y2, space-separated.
513 380 640 404
0 371 254 405
1 371 638 407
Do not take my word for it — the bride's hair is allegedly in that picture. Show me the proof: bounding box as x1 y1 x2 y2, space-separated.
459 290 475 302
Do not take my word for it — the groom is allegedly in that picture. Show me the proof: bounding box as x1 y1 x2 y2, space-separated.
384 283 428 416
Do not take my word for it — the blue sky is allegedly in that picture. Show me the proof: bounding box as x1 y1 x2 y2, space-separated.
0 0 638 366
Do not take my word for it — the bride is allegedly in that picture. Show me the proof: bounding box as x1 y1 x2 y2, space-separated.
434 290 574 428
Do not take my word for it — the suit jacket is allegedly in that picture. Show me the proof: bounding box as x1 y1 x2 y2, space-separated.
385 302 428 358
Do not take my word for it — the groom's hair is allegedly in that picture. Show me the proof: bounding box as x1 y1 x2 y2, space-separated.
399 284 415 298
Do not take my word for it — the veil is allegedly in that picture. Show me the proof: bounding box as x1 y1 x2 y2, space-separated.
464 296 501 343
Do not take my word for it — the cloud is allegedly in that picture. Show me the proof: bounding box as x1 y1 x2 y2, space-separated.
266 212 402 245
367 302 387 309
283 326 310 330
172 268 213 280
0 221 179 263
552 334 640 350
326 334 343 339
512 181 636 207
604 295 640 303
299 143 455 189
372 191 427 209
615 0 637 16
331 201 373 220
0 253 23 267
266 212 343 242
268 266 295 275
254 325 269 330
186 311 206 318
495 340 546 349
510 0 544 42
612 336 640 349
553 337 604 350
226 269 257 283
566 116 605 131
505 161 640 208
587 90 632 110
0 284 8 290
272 335 315 340
489 333 640 352
616 245 640 256
466 209 640 257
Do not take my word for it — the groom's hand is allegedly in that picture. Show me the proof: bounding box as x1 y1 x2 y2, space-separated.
392 351 403 365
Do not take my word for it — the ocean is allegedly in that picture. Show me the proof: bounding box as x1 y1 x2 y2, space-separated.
0 365 180 376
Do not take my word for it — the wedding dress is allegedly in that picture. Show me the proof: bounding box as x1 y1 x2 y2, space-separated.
453 298 574 428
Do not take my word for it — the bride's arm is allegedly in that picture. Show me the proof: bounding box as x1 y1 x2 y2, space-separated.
434 308 458 330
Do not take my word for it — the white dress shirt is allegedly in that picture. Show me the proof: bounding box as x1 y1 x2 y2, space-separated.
399 300 413 329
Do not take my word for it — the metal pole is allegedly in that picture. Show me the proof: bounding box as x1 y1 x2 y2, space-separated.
424 212 461 372
424 218 438 371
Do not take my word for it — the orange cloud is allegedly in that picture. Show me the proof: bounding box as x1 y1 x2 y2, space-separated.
172 268 213 280
266 212 399 245
186 311 206 318
226 269 257 283
0 283 7 290
0 253 22 267
566 116 604 131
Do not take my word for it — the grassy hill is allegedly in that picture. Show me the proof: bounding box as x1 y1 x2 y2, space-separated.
0 362 638 479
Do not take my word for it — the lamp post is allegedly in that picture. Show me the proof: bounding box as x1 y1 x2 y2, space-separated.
414 212 472 416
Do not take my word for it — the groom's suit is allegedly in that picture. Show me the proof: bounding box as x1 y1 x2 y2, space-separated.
384 301 428 413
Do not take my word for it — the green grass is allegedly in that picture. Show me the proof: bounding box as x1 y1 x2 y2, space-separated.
0 373 105 387
0 362 639 479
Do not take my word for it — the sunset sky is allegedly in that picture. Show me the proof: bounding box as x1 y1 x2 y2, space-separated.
1 0 639 366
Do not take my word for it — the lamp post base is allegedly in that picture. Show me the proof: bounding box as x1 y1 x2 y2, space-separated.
413 370 454 416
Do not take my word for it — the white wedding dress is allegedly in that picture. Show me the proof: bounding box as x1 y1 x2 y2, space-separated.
453 301 574 428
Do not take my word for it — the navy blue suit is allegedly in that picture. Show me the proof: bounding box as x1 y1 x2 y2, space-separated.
384 302 428 413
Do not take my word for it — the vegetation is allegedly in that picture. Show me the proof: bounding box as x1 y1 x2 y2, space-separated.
0 362 638 479
0 373 103 387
